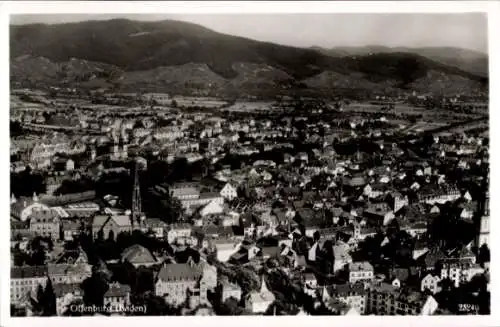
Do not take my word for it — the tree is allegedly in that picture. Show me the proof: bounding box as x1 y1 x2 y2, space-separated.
41 279 57 316
13 247 28 266
35 284 45 314
216 297 244 315
30 249 46 266
81 271 109 307
96 229 104 242
107 230 115 242
131 293 180 316
134 267 154 294
478 244 490 265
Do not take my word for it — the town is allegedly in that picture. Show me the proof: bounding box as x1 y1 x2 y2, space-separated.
10 86 490 316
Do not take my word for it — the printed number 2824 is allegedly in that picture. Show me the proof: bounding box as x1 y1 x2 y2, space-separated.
458 304 478 313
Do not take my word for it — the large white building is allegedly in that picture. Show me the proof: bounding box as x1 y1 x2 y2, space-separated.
348 261 374 284
478 193 489 248
323 283 367 315
440 262 484 288
155 260 217 308
366 283 438 315
11 266 48 305
170 184 224 209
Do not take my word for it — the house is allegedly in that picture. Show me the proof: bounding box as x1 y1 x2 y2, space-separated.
11 266 48 304
417 185 461 205
92 215 133 240
367 283 439 315
344 175 367 188
104 282 131 309
48 263 92 285
155 260 217 308
401 221 427 238
297 152 309 163
240 213 264 238
220 279 242 302
182 191 224 210
29 208 61 240
245 276 275 314
143 218 169 239
45 175 67 195
353 224 377 241
200 200 224 217
440 262 484 288
61 220 81 241
308 242 319 262
11 219 32 241
53 283 83 315
166 223 193 244
333 241 352 272
413 240 430 260
420 273 440 294
458 203 475 220
62 202 100 218
220 182 238 201
55 248 89 265
303 272 317 297
478 201 489 248
327 283 367 314
213 238 240 262
348 261 374 284
363 184 387 199
386 191 408 213
363 203 395 226
121 244 158 268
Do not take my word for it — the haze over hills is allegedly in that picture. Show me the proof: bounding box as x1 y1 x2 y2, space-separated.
10 19 488 97
312 46 488 77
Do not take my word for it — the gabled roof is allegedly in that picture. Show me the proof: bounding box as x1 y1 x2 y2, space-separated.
11 266 48 279
156 262 203 282
53 283 82 298
329 283 366 297
390 267 410 282
104 283 131 297
121 244 157 265
349 261 374 272
48 263 91 277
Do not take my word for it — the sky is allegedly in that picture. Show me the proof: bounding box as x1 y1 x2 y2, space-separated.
10 13 488 53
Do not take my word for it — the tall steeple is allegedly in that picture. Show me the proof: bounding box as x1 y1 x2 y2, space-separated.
131 159 142 225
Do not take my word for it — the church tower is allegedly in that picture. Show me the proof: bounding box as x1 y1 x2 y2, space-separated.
476 169 489 248
131 160 143 226
478 191 489 248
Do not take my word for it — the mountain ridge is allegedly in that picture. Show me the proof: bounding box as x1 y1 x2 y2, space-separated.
10 19 488 96
312 45 488 77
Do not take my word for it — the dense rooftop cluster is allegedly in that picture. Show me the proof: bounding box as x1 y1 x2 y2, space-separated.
10 88 489 316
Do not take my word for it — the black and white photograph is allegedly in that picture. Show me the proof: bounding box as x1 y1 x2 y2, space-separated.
3 1 498 323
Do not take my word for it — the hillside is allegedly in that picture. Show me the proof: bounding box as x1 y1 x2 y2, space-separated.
314 46 489 77
10 19 488 96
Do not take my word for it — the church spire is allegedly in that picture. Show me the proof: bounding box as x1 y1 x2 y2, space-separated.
131 159 142 225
